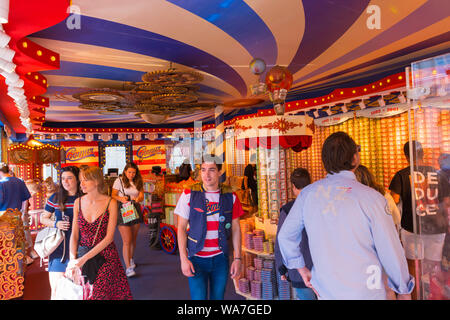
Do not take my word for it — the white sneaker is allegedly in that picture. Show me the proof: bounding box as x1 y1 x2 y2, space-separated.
130 259 136 269
126 267 136 277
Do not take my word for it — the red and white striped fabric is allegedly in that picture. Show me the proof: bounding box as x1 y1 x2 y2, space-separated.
174 188 244 257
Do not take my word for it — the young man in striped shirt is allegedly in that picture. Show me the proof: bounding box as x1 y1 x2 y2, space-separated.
175 154 244 300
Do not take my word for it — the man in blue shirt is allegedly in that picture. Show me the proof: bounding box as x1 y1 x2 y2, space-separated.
278 132 414 299
0 163 31 212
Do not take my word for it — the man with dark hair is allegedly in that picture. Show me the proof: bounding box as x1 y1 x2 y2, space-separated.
0 163 34 264
175 154 244 299
278 132 414 299
275 168 316 300
178 158 192 182
389 141 450 299
0 163 31 212
242 153 258 207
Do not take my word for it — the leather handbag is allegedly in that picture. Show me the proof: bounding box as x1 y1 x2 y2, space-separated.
33 224 65 260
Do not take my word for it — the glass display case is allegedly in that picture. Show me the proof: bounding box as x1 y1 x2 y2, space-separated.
406 53 449 300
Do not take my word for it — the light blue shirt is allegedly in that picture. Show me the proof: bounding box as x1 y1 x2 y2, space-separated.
278 170 414 299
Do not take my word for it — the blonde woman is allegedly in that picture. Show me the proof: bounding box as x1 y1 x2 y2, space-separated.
69 166 132 300
40 166 82 299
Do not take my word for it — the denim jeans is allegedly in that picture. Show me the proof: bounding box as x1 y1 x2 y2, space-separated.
188 253 229 300
294 287 317 300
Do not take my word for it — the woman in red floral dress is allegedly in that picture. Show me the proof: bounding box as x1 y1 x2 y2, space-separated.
69 166 132 300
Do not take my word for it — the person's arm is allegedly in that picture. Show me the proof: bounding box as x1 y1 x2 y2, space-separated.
364 194 414 298
174 190 195 277
278 193 313 289
132 189 144 203
41 196 71 230
390 191 401 205
75 198 118 269
274 208 289 280
111 187 128 204
388 172 402 205
229 217 241 279
69 198 80 260
177 216 195 277
385 193 401 227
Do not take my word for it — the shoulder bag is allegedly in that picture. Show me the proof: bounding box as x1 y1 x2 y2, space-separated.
34 212 65 264
118 177 141 224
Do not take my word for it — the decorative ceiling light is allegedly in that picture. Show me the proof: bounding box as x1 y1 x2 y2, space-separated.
265 65 293 115
73 67 215 120
148 92 198 105
135 112 169 124
141 68 203 87
0 0 9 24
73 89 125 103
78 102 121 111
249 58 267 95
98 109 129 115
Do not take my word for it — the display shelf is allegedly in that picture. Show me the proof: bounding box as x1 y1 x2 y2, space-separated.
242 247 274 259
233 279 258 300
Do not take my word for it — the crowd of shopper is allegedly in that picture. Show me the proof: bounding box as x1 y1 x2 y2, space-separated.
0 130 448 300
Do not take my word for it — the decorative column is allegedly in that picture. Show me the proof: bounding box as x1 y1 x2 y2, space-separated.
215 105 226 183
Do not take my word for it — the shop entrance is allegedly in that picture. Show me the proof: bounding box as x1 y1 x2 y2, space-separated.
103 145 127 175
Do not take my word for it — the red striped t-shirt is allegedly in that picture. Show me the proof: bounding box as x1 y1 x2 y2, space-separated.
174 188 244 257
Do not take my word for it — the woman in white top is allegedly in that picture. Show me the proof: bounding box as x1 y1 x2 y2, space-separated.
111 162 144 277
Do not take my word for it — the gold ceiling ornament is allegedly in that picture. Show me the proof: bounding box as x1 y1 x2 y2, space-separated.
132 83 190 95
73 89 125 103
98 109 129 115
141 68 203 86
72 68 215 120
148 93 199 105
78 102 121 111
135 104 186 116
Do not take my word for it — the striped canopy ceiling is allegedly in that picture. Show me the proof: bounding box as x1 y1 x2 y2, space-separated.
26 0 450 129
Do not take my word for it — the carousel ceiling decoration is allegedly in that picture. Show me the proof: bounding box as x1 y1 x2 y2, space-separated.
0 0 448 135
71 68 218 123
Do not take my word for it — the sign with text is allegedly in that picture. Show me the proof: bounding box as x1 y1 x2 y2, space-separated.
61 141 99 167
132 141 166 174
